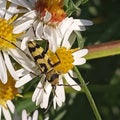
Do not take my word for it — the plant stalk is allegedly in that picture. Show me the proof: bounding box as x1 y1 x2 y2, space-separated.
74 66 102 120
85 40 120 60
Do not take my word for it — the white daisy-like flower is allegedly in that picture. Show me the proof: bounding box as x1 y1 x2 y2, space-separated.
15 38 88 109
0 1 35 84
0 72 22 120
31 40 88 109
8 0 93 51
22 109 38 120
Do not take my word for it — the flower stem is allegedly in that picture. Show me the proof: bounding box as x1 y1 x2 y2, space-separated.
85 40 120 60
74 66 102 120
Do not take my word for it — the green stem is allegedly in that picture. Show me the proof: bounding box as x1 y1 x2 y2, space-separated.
85 40 120 60
74 66 102 120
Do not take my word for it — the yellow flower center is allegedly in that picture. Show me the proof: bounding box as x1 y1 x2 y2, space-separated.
0 15 21 50
47 47 78 74
35 0 66 25
0 73 21 109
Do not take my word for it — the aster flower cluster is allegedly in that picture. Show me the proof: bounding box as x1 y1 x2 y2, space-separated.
0 0 92 120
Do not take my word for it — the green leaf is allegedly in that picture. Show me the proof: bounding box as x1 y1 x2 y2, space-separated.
64 0 81 16
16 97 37 115
80 0 89 4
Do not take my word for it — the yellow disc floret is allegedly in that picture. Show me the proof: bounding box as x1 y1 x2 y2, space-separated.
0 15 21 50
0 73 21 109
35 0 66 24
48 47 78 74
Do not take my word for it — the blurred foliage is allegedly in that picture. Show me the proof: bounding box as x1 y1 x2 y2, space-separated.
16 0 120 120
64 0 88 16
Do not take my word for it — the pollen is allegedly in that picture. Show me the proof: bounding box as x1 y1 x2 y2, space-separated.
0 16 20 50
0 73 21 109
48 47 78 74
35 0 66 24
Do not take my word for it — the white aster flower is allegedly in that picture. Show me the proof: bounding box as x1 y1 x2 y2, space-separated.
0 73 22 120
31 39 88 109
8 0 93 51
0 0 35 84
22 109 38 120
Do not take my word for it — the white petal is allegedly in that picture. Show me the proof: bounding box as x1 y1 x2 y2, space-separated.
79 26 86 31
63 32 76 48
36 22 44 38
64 73 81 91
32 82 42 102
13 10 36 34
8 48 35 72
74 19 93 26
59 17 74 37
43 25 60 52
22 110 27 120
16 68 29 78
59 18 86 42
57 78 65 102
43 25 55 40
53 96 62 109
72 49 88 58
62 25 86 48
21 27 35 50
40 82 52 109
44 11 52 23
72 49 88 65
2 107 12 120
5 3 18 20
53 78 65 109
73 58 86 65
6 100 15 113
15 74 34 88
3 51 19 80
65 20 82 33
8 0 33 10
36 89 44 106
55 27 63 48
32 110 38 120
0 52 7 84
44 117 49 120
53 97 57 109
0 0 6 18
61 38 71 48
32 75 45 102
28 117 32 120
43 26 57 49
